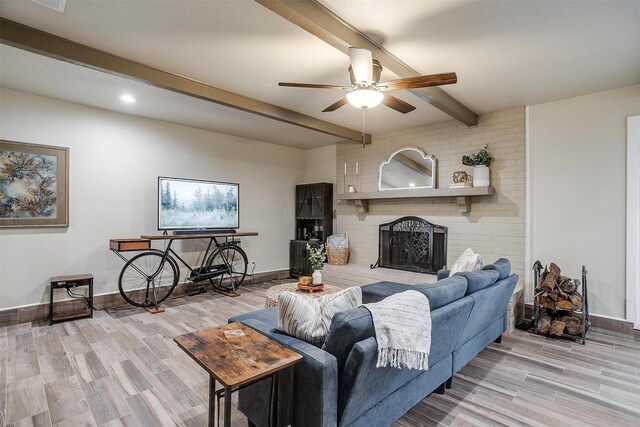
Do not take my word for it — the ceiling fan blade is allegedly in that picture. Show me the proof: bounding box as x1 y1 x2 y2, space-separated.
348 66 356 85
382 95 416 114
349 47 373 84
278 82 346 90
322 97 349 112
381 73 457 91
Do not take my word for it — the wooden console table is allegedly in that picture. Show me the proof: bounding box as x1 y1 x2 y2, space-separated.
139 231 258 240
110 231 259 311
175 322 302 427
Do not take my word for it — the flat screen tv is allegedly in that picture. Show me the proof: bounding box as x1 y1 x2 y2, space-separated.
158 176 239 231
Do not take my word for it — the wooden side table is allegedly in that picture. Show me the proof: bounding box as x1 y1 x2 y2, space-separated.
49 274 94 325
174 322 302 427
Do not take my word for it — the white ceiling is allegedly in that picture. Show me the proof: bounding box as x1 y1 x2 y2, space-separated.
1 0 639 149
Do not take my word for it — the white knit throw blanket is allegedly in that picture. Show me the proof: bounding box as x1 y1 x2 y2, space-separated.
363 290 432 370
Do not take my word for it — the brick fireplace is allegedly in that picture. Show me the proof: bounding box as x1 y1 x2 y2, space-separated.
334 107 526 330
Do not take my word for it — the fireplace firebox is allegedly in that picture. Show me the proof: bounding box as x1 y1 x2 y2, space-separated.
371 216 447 274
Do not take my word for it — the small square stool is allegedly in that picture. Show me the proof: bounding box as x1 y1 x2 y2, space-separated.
49 274 94 325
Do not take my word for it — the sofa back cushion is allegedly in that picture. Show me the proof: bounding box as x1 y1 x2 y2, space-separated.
455 274 519 348
454 270 500 296
482 258 511 279
360 281 412 304
322 307 375 373
413 276 467 309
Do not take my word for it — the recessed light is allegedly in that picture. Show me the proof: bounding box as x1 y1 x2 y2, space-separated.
409 182 416 187
119 94 136 104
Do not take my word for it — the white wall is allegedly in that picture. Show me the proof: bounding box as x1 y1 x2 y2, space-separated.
303 144 337 184
0 88 305 310
529 84 640 319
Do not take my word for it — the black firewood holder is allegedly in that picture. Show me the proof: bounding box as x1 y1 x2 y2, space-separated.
532 261 590 345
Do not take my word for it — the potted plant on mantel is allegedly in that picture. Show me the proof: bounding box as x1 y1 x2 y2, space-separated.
307 243 326 285
462 144 493 187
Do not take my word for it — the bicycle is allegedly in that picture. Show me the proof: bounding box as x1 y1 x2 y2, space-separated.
112 232 255 308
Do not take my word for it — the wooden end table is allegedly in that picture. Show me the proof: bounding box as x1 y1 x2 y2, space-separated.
265 282 341 308
174 322 302 427
49 274 94 325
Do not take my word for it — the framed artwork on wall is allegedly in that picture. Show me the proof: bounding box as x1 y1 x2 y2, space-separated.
0 140 69 228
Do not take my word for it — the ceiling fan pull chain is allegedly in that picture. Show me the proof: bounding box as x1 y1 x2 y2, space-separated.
361 108 366 149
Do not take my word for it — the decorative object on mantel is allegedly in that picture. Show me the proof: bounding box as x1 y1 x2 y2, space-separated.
462 144 493 187
531 260 590 345
307 243 327 285
379 146 437 191
450 171 473 188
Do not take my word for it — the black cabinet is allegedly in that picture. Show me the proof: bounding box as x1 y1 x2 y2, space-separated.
296 183 330 220
290 183 333 277
290 240 321 276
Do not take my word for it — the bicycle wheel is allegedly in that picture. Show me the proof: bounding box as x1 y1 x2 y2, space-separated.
118 250 179 307
206 244 248 292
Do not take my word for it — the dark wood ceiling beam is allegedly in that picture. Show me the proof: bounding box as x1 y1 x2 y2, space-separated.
0 18 370 144
255 0 478 127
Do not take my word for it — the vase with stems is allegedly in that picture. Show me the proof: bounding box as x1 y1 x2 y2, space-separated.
307 243 326 285
462 144 493 187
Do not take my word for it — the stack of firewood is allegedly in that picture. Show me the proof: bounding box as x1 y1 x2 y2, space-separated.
535 262 583 336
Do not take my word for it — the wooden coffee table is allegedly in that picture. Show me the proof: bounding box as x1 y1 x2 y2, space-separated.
174 322 302 427
265 282 341 308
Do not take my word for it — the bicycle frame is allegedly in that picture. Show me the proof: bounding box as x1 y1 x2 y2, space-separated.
113 236 241 283
112 232 255 309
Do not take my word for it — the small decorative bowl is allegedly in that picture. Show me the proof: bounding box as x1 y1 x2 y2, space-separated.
298 276 312 286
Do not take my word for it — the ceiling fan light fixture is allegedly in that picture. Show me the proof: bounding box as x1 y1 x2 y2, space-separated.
347 89 383 109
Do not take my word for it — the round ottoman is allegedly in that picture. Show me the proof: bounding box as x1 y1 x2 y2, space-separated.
265 282 341 308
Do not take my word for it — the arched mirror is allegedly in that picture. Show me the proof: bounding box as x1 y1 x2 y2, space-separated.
379 147 437 190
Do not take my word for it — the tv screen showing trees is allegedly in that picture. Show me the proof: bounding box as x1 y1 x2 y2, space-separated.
158 177 239 230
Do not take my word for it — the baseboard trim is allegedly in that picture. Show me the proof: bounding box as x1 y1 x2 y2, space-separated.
523 303 638 340
0 269 290 328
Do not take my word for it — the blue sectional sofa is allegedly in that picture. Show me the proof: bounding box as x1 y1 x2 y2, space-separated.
228 258 518 427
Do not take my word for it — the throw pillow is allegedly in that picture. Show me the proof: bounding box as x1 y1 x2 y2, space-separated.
449 248 483 275
278 286 362 346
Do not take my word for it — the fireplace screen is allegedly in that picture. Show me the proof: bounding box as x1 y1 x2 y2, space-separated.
371 216 447 274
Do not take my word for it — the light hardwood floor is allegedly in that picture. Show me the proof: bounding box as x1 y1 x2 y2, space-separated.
1 280 640 427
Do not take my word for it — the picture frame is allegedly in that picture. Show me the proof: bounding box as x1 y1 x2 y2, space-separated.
0 140 69 228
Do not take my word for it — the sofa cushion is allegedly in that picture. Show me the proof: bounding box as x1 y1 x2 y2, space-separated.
228 307 278 327
413 276 467 310
279 287 362 346
437 269 450 280
360 281 412 304
322 307 375 373
455 274 519 351
449 248 483 275
482 258 511 279
454 270 500 295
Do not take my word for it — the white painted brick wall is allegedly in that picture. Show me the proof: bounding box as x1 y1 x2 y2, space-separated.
335 107 526 317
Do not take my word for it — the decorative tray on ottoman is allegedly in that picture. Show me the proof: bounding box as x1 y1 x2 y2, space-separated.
297 283 325 293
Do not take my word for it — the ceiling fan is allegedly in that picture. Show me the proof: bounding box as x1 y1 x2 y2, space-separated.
279 47 457 114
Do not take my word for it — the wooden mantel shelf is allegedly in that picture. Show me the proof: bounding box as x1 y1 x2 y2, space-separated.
337 186 495 213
